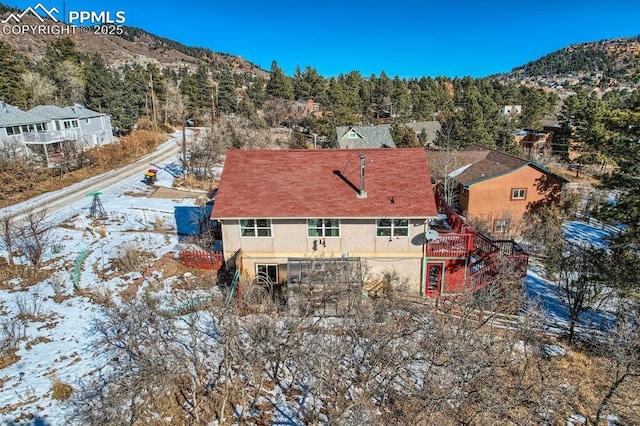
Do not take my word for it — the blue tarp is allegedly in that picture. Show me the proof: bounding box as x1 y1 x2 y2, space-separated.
174 203 214 239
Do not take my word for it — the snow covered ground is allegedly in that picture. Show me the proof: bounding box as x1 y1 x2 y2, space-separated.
0 138 215 424
524 220 617 336
0 144 619 424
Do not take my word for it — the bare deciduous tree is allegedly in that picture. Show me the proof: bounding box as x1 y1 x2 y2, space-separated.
262 98 294 128
71 275 579 425
14 208 54 270
0 137 25 159
188 129 225 181
548 243 612 343
22 71 56 108
0 215 16 266
592 312 640 424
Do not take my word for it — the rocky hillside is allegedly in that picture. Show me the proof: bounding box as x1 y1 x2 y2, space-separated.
498 36 640 92
0 11 267 77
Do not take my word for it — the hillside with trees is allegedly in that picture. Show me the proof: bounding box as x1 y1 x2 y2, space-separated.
501 36 640 92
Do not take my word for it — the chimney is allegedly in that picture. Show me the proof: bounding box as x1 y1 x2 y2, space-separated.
358 153 367 198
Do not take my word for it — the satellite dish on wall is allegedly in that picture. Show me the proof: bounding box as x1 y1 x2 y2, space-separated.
425 229 440 242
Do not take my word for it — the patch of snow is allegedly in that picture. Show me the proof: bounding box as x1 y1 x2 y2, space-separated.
448 163 472 177
543 344 566 357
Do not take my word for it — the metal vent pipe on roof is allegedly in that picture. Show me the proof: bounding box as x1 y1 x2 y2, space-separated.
358 153 367 198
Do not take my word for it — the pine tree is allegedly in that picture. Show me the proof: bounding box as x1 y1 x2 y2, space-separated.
84 54 119 115
121 64 148 129
293 65 311 100
0 41 28 108
215 64 237 114
598 109 640 299
266 61 293 100
392 76 411 120
373 71 393 109
181 64 213 116
246 76 266 108
452 84 494 148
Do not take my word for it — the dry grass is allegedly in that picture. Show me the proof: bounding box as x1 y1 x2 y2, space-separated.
87 287 115 307
153 215 165 231
0 349 20 369
25 336 53 350
50 376 73 401
551 345 640 422
111 247 154 274
173 175 218 191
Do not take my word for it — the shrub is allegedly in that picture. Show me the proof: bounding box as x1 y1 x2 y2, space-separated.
111 246 153 273
0 319 24 368
51 376 73 400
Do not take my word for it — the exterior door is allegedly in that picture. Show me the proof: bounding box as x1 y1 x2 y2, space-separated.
425 262 443 296
256 264 278 284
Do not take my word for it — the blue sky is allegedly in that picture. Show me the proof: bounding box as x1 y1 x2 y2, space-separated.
6 0 640 78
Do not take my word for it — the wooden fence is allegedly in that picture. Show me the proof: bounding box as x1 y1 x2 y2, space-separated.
178 251 224 270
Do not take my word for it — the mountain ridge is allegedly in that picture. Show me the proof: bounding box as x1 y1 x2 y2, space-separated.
0 11 268 77
497 36 640 92
1 3 638 87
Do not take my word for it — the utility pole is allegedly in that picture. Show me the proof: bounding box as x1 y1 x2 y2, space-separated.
211 96 215 129
211 82 218 129
149 74 158 133
182 119 187 177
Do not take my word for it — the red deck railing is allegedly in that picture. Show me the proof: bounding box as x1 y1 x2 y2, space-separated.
178 251 224 270
428 189 529 296
426 233 472 257
436 193 465 233
467 252 499 291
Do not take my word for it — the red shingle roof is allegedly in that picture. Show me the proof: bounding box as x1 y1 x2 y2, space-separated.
212 148 437 219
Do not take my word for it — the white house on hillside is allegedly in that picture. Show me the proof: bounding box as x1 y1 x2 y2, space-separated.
0 102 114 166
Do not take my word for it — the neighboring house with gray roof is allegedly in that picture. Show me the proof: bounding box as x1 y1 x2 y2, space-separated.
405 121 441 146
0 102 114 167
333 125 395 149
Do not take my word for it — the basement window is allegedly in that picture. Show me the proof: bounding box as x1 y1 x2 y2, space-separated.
308 219 340 237
376 219 409 237
240 219 272 237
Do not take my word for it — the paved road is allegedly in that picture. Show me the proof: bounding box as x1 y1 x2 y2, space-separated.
0 132 183 224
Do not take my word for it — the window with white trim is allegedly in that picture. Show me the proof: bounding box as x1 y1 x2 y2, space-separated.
240 219 272 237
511 188 526 200
376 219 409 237
63 120 78 129
494 219 509 234
308 219 340 237
5 126 21 135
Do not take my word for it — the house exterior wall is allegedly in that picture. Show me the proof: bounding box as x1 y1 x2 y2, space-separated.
459 165 563 231
220 218 428 293
78 115 114 145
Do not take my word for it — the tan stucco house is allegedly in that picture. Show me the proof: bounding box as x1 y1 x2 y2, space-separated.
211 148 438 294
